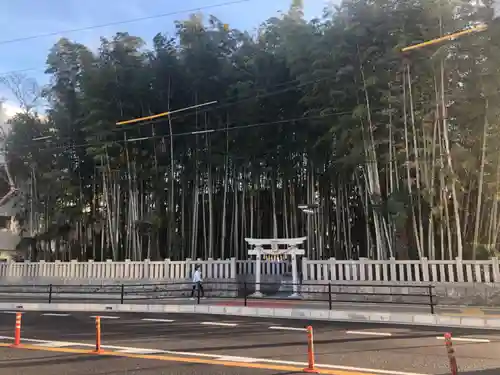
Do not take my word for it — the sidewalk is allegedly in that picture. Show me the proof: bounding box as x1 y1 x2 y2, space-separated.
3 294 500 317
2 298 500 329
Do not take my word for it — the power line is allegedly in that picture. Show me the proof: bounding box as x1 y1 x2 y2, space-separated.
0 0 251 47
5 74 324 147
3 78 461 154
4 111 350 156
0 0 254 77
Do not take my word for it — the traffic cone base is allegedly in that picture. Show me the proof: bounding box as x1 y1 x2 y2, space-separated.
302 368 319 373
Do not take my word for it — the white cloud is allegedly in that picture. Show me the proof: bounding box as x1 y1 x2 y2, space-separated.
1 102 21 119
0 101 22 137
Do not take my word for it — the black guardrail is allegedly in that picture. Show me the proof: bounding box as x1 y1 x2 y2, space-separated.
0 281 436 314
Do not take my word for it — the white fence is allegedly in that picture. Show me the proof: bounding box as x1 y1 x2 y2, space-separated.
303 257 500 283
0 257 499 283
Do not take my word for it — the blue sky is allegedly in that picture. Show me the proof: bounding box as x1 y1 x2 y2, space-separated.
0 0 333 114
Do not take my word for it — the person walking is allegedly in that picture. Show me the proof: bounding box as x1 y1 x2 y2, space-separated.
190 265 205 300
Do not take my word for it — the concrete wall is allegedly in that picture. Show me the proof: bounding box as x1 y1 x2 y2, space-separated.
300 280 500 306
0 277 240 298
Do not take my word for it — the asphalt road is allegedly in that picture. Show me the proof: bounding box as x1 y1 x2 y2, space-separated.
0 311 499 374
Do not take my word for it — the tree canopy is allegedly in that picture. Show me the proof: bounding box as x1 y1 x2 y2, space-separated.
3 0 500 262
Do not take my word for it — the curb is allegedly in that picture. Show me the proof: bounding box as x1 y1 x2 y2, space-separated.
1 302 500 330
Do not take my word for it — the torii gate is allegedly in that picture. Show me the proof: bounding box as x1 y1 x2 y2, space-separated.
245 237 306 298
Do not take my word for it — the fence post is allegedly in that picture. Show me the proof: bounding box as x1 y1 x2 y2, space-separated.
48 284 53 303
428 285 435 314
243 281 247 307
185 258 192 279
358 257 366 281
143 259 150 279
302 257 309 281
328 283 332 310
120 284 125 304
491 257 500 283
455 257 465 282
421 257 430 282
230 257 237 279
389 257 397 282
164 258 171 279
329 258 337 282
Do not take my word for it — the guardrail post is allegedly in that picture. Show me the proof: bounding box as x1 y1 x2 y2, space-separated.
328 283 332 310
48 284 53 304
444 333 458 375
120 284 125 304
303 325 318 373
94 316 102 353
12 312 21 347
243 281 247 306
428 285 435 314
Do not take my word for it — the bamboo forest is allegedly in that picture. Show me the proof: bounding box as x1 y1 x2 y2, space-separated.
1 0 500 262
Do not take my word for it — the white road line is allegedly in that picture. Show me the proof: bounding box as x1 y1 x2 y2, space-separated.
435 336 490 343
141 318 175 323
1 311 23 314
200 322 238 327
269 326 307 332
0 335 429 375
90 315 120 319
217 355 259 363
118 348 163 354
347 330 393 337
37 341 75 348
42 313 70 317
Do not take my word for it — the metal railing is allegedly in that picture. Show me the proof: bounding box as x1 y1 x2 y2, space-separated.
0 281 436 314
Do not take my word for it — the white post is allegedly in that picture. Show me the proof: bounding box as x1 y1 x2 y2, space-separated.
290 253 300 298
253 252 263 297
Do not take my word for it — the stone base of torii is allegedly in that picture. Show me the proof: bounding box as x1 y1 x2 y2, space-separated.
244 237 306 298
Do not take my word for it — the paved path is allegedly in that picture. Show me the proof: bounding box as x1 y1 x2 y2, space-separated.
0 311 499 374
3 294 500 317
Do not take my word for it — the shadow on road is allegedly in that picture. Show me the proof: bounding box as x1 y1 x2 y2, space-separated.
0 353 109 368
438 368 500 375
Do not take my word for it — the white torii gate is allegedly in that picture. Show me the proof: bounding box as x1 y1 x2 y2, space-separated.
245 237 306 298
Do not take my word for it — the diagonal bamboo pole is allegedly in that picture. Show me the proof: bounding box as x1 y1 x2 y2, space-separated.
116 101 217 126
401 24 488 52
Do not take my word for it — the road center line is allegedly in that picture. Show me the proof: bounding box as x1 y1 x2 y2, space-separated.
118 348 164 354
435 336 490 343
37 341 75 348
90 315 120 319
217 355 259 363
141 318 175 323
42 313 70 317
346 331 393 337
201 321 238 327
269 326 307 331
